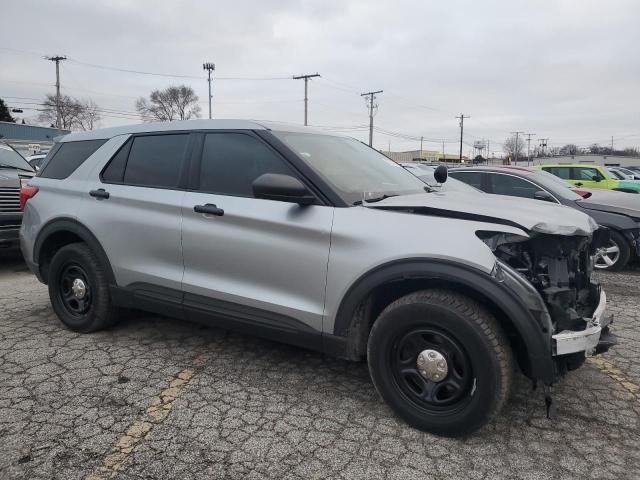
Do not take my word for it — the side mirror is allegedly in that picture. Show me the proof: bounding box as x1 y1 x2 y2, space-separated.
433 165 448 183
252 173 315 205
533 190 555 202
591 175 601 182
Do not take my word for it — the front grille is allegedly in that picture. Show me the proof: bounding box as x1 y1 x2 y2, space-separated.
0 187 21 213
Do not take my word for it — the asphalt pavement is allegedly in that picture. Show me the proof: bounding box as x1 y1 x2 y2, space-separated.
1 249 639 479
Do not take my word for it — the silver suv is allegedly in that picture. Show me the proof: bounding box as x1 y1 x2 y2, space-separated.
20 120 614 436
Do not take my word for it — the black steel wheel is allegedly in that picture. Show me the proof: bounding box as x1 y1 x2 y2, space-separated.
58 263 92 317
367 289 513 437
48 243 119 332
391 327 473 412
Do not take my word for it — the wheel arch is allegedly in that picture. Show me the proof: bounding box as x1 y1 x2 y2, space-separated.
332 259 555 384
33 218 116 285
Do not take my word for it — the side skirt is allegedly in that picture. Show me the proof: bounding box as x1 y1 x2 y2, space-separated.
110 283 349 358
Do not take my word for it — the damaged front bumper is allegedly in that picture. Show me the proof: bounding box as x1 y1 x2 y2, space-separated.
552 289 615 356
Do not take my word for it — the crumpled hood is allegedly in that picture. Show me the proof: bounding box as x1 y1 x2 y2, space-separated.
369 191 597 236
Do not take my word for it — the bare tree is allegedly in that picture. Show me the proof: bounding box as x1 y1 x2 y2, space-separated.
503 135 525 159
38 94 101 130
559 144 579 155
76 100 101 131
135 85 201 122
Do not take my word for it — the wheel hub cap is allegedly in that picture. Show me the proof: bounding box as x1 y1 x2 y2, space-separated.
71 278 87 299
417 349 448 382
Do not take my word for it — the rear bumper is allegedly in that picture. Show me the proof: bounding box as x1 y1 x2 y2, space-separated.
552 289 613 356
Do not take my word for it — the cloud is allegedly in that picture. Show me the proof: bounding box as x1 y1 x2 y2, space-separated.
1 0 639 153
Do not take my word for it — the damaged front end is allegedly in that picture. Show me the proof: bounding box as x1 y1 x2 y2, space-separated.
479 225 616 375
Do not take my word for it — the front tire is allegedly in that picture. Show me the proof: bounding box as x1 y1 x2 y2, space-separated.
594 230 630 271
48 243 119 332
367 289 513 437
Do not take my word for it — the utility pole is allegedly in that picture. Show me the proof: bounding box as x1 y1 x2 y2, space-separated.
293 73 320 126
525 133 536 165
420 136 423 159
487 139 490 163
456 114 469 163
361 90 383 147
511 131 524 163
46 55 67 129
203 62 215 119
442 141 445 161
611 136 614 153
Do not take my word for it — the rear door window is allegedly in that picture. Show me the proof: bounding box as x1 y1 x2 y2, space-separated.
39 140 106 179
542 167 572 180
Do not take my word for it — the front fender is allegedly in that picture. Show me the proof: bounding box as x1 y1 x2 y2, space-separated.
332 258 556 384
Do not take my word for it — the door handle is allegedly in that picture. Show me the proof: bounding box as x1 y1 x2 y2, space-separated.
194 203 224 216
575 182 583 187
89 189 110 199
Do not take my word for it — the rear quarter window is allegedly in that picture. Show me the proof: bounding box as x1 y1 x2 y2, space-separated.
39 139 107 179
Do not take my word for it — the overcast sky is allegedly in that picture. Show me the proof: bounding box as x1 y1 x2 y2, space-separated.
2 0 639 155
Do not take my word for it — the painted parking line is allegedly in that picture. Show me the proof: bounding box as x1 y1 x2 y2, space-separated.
588 356 640 399
84 354 208 480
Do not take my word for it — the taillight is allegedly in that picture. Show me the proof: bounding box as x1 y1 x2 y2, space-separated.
20 179 38 210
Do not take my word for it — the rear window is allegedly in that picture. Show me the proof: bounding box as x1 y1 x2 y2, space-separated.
39 139 106 179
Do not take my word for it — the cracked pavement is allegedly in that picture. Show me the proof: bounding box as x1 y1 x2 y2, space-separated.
1 249 639 479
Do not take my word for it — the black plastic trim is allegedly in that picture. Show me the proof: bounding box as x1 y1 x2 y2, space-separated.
333 258 556 384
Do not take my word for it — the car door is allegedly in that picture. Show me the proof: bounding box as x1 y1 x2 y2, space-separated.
571 166 606 189
81 133 191 298
181 131 334 334
448 170 491 192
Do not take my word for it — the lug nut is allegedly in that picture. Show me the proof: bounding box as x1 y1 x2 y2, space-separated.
428 352 436 359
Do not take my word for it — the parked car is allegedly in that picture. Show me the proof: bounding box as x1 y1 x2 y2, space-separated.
608 166 640 181
20 120 614 436
0 141 35 248
450 166 640 270
26 153 48 171
538 164 640 193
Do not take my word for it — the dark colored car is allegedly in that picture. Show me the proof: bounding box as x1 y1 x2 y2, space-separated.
0 142 35 248
450 166 640 270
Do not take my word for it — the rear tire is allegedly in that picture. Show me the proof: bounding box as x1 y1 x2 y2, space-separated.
367 289 513 437
48 243 119 332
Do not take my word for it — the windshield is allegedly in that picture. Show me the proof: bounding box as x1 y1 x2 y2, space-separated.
273 132 426 204
532 170 582 200
0 143 34 171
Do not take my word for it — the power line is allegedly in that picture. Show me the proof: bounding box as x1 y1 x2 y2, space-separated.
293 73 320 126
361 90 383 147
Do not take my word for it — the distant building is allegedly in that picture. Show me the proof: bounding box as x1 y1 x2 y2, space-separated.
0 121 69 156
381 149 466 163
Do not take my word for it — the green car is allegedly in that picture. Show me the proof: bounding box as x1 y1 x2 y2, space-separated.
538 164 640 193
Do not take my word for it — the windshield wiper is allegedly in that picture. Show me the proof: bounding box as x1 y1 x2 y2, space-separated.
0 163 33 172
353 193 399 206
